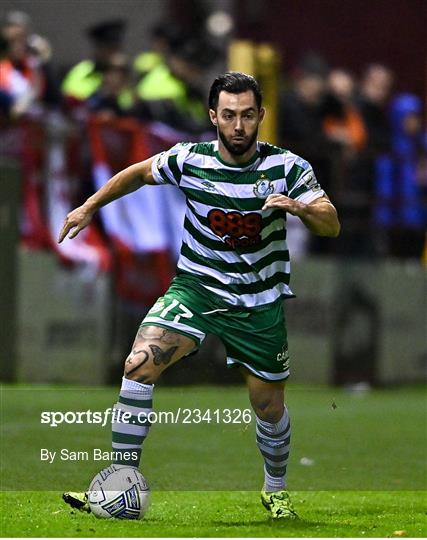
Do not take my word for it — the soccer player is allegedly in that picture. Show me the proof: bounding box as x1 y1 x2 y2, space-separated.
60 72 340 520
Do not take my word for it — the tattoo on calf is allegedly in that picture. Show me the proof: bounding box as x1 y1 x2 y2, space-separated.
149 344 178 366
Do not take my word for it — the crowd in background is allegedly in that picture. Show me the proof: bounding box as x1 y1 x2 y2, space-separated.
280 54 426 259
0 12 218 132
1 10 426 265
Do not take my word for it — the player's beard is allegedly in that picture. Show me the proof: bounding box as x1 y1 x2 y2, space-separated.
218 126 259 156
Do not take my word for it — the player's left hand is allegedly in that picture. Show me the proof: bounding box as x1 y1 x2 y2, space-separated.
262 194 304 216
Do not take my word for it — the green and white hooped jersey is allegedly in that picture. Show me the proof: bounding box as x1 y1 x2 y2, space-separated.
151 140 325 309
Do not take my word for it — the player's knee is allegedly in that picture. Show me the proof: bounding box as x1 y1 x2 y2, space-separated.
124 362 159 384
123 347 159 384
252 399 284 423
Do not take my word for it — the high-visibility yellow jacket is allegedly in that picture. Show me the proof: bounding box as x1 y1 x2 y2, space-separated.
136 62 205 122
62 60 133 109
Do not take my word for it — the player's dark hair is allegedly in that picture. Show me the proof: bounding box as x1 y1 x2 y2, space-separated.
208 72 262 111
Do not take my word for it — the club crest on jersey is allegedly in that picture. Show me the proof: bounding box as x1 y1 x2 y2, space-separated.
253 175 274 198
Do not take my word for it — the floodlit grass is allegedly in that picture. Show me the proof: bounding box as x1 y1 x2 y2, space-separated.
1 490 426 537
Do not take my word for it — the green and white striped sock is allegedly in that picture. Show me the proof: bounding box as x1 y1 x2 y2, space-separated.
256 408 291 492
111 377 153 468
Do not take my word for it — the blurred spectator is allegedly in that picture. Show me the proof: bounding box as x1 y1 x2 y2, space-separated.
357 64 394 153
322 69 370 257
61 19 127 106
337 64 395 257
87 53 135 118
375 94 427 258
279 53 337 191
279 53 340 255
135 36 215 134
0 33 14 120
4 10 52 65
323 69 367 159
133 25 181 82
2 10 58 108
0 12 45 118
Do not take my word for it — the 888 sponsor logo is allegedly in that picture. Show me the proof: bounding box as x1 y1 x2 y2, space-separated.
207 209 262 248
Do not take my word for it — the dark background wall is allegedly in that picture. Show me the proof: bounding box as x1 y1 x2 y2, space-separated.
2 0 425 99
235 0 426 98
0 0 166 68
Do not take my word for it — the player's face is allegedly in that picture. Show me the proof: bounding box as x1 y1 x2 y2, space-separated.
210 90 265 157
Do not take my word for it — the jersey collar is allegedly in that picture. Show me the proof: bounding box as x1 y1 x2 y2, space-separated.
213 140 260 169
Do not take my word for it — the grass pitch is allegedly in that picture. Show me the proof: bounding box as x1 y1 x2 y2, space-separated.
1 383 426 537
1 490 425 537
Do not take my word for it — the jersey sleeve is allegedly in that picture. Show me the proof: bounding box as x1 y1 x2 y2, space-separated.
286 156 325 204
151 142 192 187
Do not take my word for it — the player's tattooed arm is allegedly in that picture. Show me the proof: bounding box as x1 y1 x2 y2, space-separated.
263 195 340 237
58 156 158 243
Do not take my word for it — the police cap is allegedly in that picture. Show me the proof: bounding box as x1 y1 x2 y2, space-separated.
86 19 126 46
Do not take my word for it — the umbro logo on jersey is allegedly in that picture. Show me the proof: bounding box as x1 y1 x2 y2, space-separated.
253 175 274 198
201 181 217 192
155 151 168 170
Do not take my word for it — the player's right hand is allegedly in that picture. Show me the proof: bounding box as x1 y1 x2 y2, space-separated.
58 205 94 243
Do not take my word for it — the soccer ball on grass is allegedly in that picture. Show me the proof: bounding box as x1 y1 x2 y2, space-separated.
88 465 150 519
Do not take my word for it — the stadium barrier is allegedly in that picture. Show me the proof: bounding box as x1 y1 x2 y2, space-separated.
287 258 426 385
16 249 112 384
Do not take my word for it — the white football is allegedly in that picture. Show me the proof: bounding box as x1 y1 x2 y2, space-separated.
88 465 150 519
